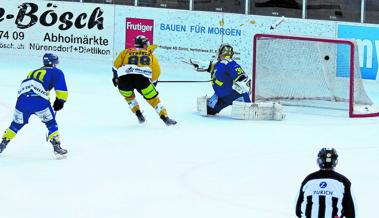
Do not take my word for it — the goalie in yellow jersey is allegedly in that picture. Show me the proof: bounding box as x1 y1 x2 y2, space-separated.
112 35 177 126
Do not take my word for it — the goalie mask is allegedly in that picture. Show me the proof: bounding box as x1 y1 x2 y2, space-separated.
134 35 150 48
218 44 234 59
317 147 338 169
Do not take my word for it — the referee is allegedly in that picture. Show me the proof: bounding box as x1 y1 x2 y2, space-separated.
295 148 355 218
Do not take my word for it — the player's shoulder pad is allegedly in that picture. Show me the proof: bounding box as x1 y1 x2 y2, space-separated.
123 48 133 54
220 58 236 66
147 44 158 53
53 67 65 77
220 59 231 65
54 67 64 72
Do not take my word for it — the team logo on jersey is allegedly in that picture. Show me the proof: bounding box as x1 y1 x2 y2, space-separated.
319 181 327 188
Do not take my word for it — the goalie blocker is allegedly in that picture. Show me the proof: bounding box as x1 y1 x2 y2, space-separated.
197 96 285 120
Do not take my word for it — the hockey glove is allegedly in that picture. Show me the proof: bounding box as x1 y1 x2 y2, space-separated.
232 74 251 94
112 66 119 87
152 80 158 87
53 99 65 111
190 59 212 72
112 77 118 87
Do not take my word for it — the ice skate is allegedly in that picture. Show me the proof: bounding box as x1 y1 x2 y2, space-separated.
160 115 177 126
136 110 146 124
50 137 67 159
0 138 10 154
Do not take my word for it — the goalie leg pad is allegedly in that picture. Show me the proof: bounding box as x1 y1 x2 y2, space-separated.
231 101 286 121
272 102 286 121
197 95 209 116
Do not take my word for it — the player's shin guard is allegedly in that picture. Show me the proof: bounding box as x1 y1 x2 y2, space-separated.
48 130 60 141
3 128 16 141
125 95 145 123
147 97 167 117
125 95 141 113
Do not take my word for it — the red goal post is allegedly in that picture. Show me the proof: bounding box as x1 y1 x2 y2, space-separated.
252 33 379 118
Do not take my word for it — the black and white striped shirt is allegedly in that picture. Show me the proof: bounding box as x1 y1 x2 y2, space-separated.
296 170 355 218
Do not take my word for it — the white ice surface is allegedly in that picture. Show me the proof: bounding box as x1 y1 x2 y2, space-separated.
1 56 379 218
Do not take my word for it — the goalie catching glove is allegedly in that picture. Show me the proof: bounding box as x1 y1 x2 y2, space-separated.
189 59 212 72
232 74 251 94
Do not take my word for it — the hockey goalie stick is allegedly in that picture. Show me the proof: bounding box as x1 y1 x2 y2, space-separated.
160 57 212 83
178 57 215 67
159 80 211 83
178 58 192 65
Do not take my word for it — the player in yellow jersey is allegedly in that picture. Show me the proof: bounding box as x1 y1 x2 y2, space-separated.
112 35 177 126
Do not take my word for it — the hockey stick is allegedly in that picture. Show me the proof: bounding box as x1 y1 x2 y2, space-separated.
270 16 285 30
159 80 211 83
178 57 215 67
179 58 192 65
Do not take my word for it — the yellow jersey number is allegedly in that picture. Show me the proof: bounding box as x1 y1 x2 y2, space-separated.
211 68 223 87
210 68 217 85
27 69 47 82
235 67 244 75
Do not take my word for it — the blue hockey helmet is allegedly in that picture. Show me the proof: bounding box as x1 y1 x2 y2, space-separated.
317 147 338 169
43 53 59 67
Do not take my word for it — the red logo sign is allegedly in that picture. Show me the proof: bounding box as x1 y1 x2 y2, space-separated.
125 18 154 48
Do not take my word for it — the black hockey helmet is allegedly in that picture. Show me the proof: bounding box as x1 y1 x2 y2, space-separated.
43 53 59 67
134 35 150 48
317 147 338 169
218 43 234 58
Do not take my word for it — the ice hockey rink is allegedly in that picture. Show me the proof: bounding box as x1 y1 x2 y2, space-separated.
1 56 379 218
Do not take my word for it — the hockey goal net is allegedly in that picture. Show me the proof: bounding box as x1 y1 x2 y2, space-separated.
252 33 379 118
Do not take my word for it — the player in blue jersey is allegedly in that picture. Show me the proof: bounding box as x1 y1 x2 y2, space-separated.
0 53 68 158
192 44 252 115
